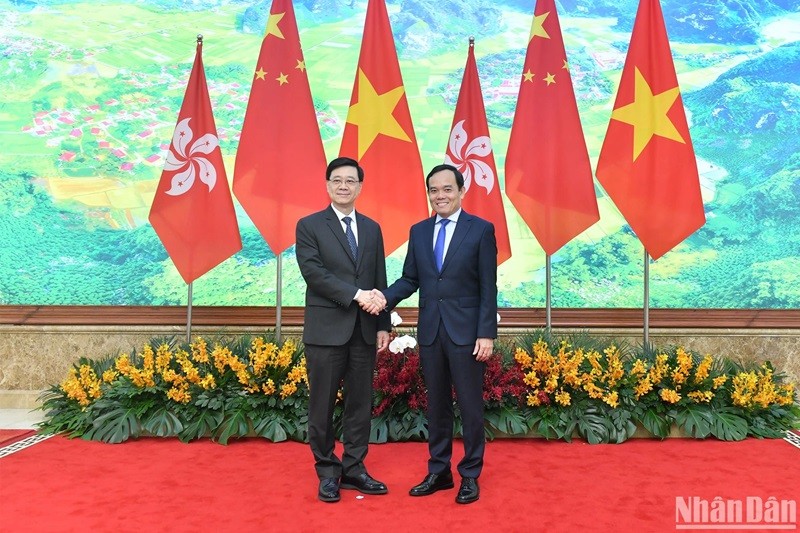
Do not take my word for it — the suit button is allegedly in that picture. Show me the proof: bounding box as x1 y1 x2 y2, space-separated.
438 277 442 281
438 298 443 302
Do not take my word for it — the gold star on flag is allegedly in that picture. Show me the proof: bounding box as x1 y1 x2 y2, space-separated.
611 67 684 161
544 73 556 85
276 73 288 85
266 12 285 39
295 59 306 72
562 59 569 71
529 11 550 42
346 69 411 159
523 69 535 82
255 67 267 80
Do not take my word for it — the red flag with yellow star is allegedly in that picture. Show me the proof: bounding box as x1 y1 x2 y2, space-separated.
149 39 242 284
445 40 511 265
505 0 599 256
233 0 328 255
595 0 705 260
339 0 428 255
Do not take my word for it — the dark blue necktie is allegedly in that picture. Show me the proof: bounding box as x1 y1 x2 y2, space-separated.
343 216 357 261
434 219 450 272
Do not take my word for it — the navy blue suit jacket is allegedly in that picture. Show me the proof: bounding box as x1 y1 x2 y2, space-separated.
383 210 497 346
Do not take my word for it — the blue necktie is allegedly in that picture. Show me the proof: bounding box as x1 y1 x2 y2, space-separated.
343 216 358 261
434 219 450 272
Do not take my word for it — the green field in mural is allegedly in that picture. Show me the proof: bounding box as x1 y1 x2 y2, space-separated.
0 0 798 308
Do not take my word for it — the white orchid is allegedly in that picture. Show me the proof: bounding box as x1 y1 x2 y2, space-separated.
163 117 220 196
444 119 495 194
388 334 417 354
390 311 403 327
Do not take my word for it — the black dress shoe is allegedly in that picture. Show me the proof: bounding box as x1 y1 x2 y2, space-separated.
455 477 479 504
409 471 455 496
340 472 388 495
318 477 340 503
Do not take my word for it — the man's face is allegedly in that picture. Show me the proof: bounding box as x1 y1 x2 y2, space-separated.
427 169 465 218
326 165 362 212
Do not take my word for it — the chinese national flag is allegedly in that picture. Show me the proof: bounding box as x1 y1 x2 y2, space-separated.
505 0 599 256
233 0 328 255
595 0 705 260
444 41 512 265
339 0 428 255
149 40 242 284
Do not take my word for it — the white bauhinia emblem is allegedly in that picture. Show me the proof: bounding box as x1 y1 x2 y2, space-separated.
444 119 495 194
163 117 219 196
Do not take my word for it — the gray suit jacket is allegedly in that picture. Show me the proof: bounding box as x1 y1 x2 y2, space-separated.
296 205 391 345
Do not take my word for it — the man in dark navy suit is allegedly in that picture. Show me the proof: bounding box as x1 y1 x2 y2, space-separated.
296 157 391 503
374 163 497 504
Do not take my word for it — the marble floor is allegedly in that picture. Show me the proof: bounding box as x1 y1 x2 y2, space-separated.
0 409 45 430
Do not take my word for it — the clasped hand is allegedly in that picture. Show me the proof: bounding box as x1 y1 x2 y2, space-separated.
356 289 386 315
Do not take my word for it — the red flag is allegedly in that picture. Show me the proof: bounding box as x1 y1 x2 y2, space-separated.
233 0 328 255
444 40 512 265
596 0 705 260
505 0 599 256
339 0 428 255
149 39 242 284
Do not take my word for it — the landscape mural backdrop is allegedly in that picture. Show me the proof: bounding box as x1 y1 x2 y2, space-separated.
1 0 798 308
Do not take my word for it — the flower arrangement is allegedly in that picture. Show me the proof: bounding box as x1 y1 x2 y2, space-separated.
38 326 798 445
41 333 308 444
512 332 797 443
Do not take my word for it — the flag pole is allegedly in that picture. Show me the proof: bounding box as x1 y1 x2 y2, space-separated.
643 248 650 346
187 282 193 343
276 253 282 343
545 254 552 331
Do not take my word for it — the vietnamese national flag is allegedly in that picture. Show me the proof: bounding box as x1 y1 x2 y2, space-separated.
339 0 428 255
505 0 599 256
444 40 512 265
149 39 242 284
233 0 328 255
595 0 705 260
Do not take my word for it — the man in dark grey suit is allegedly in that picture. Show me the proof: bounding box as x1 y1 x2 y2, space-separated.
295 157 391 503
374 163 498 504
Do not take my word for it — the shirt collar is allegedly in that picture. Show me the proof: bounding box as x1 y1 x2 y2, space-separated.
331 205 356 222
435 208 462 225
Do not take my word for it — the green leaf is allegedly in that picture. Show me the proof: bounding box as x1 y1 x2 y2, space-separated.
142 408 183 437
369 413 390 443
576 408 610 444
640 408 671 439
86 407 141 443
676 405 713 439
179 409 224 442
215 410 249 445
253 414 288 442
710 408 748 441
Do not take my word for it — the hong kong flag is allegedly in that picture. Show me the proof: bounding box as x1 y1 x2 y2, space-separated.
149 39 242 284
445 40 512 265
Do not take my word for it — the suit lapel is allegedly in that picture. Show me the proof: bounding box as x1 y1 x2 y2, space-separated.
325 206 357 266
355 212 369 269
440 211 471 275
421 216 437 272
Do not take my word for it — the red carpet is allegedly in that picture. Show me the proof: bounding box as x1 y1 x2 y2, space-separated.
0 429 34 446
1 435 797 532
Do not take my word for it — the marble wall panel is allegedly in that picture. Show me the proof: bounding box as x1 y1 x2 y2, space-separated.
1 326 797 409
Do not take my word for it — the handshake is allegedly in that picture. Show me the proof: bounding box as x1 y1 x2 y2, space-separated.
356 288 387 315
